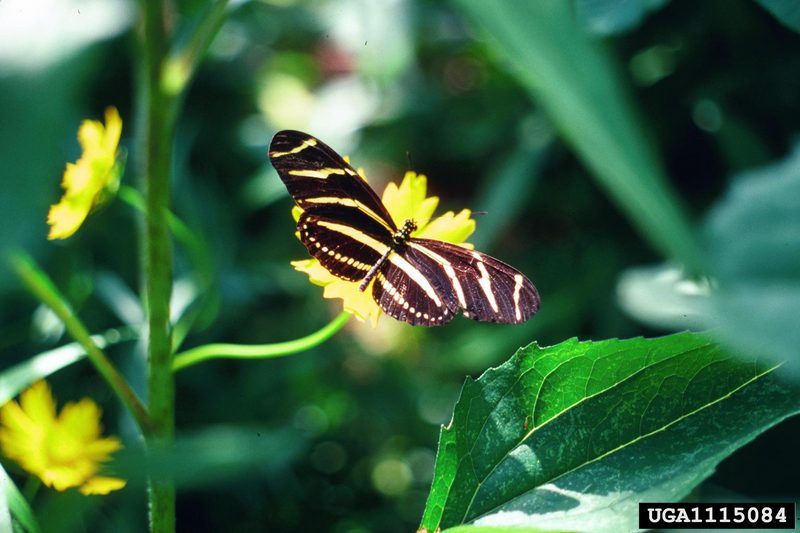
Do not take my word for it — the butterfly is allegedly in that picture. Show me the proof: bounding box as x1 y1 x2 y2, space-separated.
269 130 540 326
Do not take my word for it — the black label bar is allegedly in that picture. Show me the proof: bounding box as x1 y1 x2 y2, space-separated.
639 502 796 529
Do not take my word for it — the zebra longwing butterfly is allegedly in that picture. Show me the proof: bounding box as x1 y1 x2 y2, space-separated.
269 130 540 326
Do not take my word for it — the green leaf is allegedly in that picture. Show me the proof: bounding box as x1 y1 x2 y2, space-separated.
455 0 702 272
754 0 800 33
705 144 800 378
0 327 136 405
574 0 670 35
419 333 800 532
0 465 41 533
0 469 11 533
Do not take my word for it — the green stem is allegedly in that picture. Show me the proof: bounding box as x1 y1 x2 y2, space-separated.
138 0 176 530
137 1 230 530
172 312 351 372
7 252 150 431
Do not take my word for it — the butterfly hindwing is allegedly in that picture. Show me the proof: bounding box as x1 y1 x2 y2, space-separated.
371 245 459 326
270 130 396 233
407 239 540 324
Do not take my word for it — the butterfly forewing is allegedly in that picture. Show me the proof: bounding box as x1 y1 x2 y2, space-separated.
408 239 540 324
270 130 396 233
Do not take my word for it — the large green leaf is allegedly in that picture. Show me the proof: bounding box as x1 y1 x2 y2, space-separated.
419 333 800 532
755 0 800 32
705 145 800 378
455 0 702 272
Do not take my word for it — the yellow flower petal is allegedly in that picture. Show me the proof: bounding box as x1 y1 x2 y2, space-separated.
0 402 37 443
79 476 126 495
77 120 104 154
289 165 477 327
292 259 381 326
44 465 92 491
0 402 46 471
102 107 123 151
58 399 104 442
291 259 334 286
47 106 123 240
41 423 99 491
62 161 92 192
83 436 123 462
382 171 439 228
0 380 125 495
291 205 303 223
415 208 476 247
322 279 381 326
18 381 57 428
47 199 91 240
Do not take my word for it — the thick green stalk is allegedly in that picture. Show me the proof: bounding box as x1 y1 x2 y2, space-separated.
8 252 150 431
138 0 176 530
172 312 352 372
137 2 231 530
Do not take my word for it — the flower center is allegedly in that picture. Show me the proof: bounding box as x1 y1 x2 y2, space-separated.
45 423 83 466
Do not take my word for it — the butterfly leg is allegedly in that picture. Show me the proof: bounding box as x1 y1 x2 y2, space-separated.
358 248 392 291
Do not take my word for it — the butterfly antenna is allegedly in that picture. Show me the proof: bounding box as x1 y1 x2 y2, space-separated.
415 209 488 231
411 171 417 226
406 149 417 227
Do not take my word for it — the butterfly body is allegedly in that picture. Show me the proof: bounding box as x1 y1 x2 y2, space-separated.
359 219 417 292
270 130 540 326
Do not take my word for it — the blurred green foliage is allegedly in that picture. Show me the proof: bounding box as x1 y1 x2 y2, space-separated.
1 0 799 531
706 145 800 378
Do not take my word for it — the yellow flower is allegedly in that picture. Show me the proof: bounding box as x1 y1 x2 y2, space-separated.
292 170 476 327
0 381 125 495
47 106 124 240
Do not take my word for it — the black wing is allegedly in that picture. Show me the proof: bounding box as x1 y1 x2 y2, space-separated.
372 244 459 326
270 130 396 233
298 208 391 282
405 239 540 324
